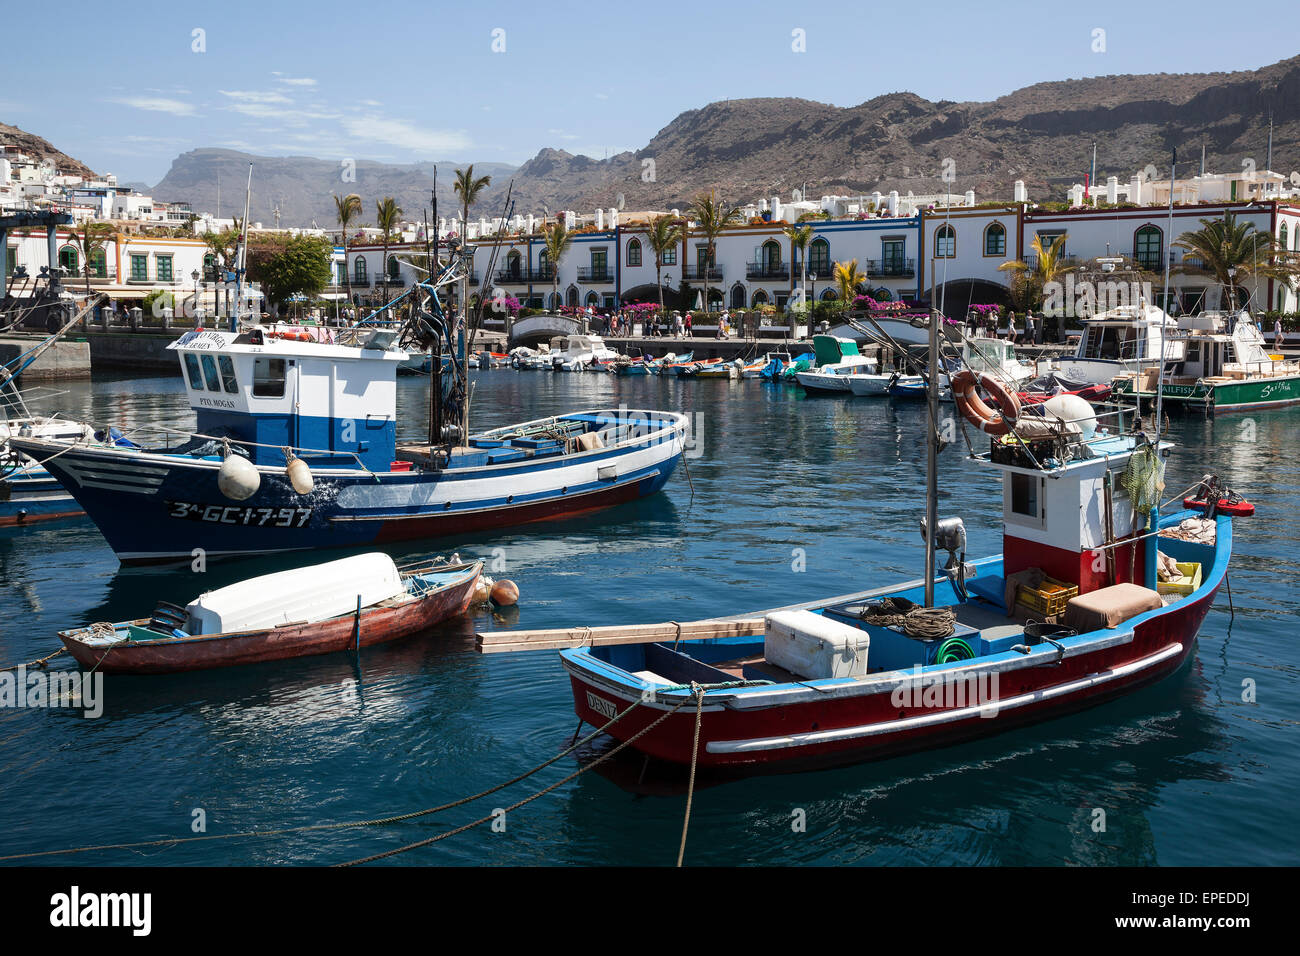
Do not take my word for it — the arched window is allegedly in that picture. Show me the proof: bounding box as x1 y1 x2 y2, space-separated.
626 238 642 267
820 288 838 301
1281 223 1289 252
934 225 955 258
88 248 107 278
506 250 521 277
538 250 550 276
1134 225 1162 271
730 284 745 309
203 252 216 280
809 237 830 275
761 240 781 269
566 285 578 308
585 292 600 308
387 255 400 281
706 288 723 308
752 289 769 307
984 223 1006 257
548 292 561 310
354 255 367 283
58 245 79 275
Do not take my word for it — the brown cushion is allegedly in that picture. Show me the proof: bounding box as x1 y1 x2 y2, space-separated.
1063 583 1163 632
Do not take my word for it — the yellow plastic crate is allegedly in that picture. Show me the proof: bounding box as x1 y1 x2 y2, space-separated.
1157 562 1202 596
1016 576 1079 616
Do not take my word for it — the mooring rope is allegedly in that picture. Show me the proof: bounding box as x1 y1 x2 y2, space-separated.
0 689 652 863
337 694 694 866
676 684 705 868
0 647 66 673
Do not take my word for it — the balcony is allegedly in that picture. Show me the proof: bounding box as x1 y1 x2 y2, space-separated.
866 258 916 278
577 266 612 283
495 266 554 284
681 264 724 281
746 262 790 281
1026 254 1082 271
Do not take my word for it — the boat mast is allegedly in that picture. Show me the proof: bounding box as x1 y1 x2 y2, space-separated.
429 171 442 450
1155 151 1174 433
924 304 939 607
232 162 252 331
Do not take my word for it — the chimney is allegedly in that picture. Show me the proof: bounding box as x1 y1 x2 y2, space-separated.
1013 180 1027 203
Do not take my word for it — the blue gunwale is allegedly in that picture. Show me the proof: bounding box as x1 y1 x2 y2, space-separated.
560 512 1231 707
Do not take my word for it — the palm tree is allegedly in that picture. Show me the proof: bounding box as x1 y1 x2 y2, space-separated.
688 190 742 314
832 259 868 304
541 221 573 311
645 215 684 318
66 221 114 296
1173 211 1300 310
999 233 1070 339
374 196 403 305
784 223 813 332
453 166 492 320
333 192 362 313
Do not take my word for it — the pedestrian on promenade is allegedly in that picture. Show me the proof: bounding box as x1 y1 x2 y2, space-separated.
685 312 693 337
1007 313 1018 344
1276 317 1286 350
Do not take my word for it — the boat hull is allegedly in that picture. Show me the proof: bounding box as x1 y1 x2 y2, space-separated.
565 588 1211 772
1114 374 1300 413
12 412 686 563
59 566 480 674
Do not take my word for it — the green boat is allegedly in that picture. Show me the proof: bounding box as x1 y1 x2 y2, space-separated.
1112 311 1300 413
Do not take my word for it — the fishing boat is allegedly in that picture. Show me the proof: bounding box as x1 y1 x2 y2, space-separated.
675 357 725 378
549 333 618 371
1 414 101 525
551 311 1239 773
12 257 689 564
694 360 741 380
1111 311 1300 413
1045 300 1185 385
57 552 482 674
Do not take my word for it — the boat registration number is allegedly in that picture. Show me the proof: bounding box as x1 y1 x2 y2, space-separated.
166 501 313 528
586 692 618 720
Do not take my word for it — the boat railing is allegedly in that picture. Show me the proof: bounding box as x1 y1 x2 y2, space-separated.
87 422 383 478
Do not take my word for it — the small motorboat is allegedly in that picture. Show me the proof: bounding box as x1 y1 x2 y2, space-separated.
1183 477 1256 517
845 373 894 397
695 359 741 380
756 352 793 380
57 553 483 674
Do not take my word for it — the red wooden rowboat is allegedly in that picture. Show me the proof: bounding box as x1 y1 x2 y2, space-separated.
58 555 482 674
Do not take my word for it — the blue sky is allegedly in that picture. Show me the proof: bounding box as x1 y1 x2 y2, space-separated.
2 0 1293 184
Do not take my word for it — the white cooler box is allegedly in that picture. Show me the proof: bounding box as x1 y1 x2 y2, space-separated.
764 610 870 680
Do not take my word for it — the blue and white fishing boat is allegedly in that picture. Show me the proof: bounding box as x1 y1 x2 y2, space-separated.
12 256 688 564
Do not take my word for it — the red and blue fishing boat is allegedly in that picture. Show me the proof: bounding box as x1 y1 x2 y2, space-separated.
553 314 1243 772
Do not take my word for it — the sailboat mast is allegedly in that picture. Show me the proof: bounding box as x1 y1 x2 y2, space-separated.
232 162 252 331
1156 152 1175 434
924 306 939 608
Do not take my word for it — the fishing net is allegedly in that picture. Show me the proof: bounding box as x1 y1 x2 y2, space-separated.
1121 443 1165 530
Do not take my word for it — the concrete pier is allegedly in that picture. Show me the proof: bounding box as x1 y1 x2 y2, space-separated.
0 334 92 380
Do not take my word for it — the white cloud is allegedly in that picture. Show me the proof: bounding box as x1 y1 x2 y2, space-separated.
340 116 470 154
218 89 292 104
112 96 196 116
277 77 318 87
594 93 609 100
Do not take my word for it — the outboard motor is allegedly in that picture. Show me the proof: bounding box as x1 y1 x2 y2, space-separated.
920 516 974 600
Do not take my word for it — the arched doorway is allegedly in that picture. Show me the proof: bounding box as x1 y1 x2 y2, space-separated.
565 285 578 308
729 283 746 309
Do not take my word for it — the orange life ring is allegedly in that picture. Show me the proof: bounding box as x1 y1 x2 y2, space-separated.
952 369 1020 436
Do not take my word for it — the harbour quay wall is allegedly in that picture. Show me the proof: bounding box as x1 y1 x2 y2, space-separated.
0 335 92 380
85 329 185 370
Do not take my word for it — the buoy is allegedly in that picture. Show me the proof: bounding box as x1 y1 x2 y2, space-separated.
1042 393 1096 439
217 449 260 501
472 575 494 605
490 579 519 607
284 449 314 495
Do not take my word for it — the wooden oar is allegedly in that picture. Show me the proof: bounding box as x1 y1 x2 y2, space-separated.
476 617 763 654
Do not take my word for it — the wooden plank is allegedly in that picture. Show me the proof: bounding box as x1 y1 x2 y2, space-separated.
475 617 763 653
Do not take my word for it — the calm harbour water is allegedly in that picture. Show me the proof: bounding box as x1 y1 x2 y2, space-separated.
1 367 1297 866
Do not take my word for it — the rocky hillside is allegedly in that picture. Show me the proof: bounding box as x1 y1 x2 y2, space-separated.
484 54 1300 214
151 150 517 228
0 121 96 179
